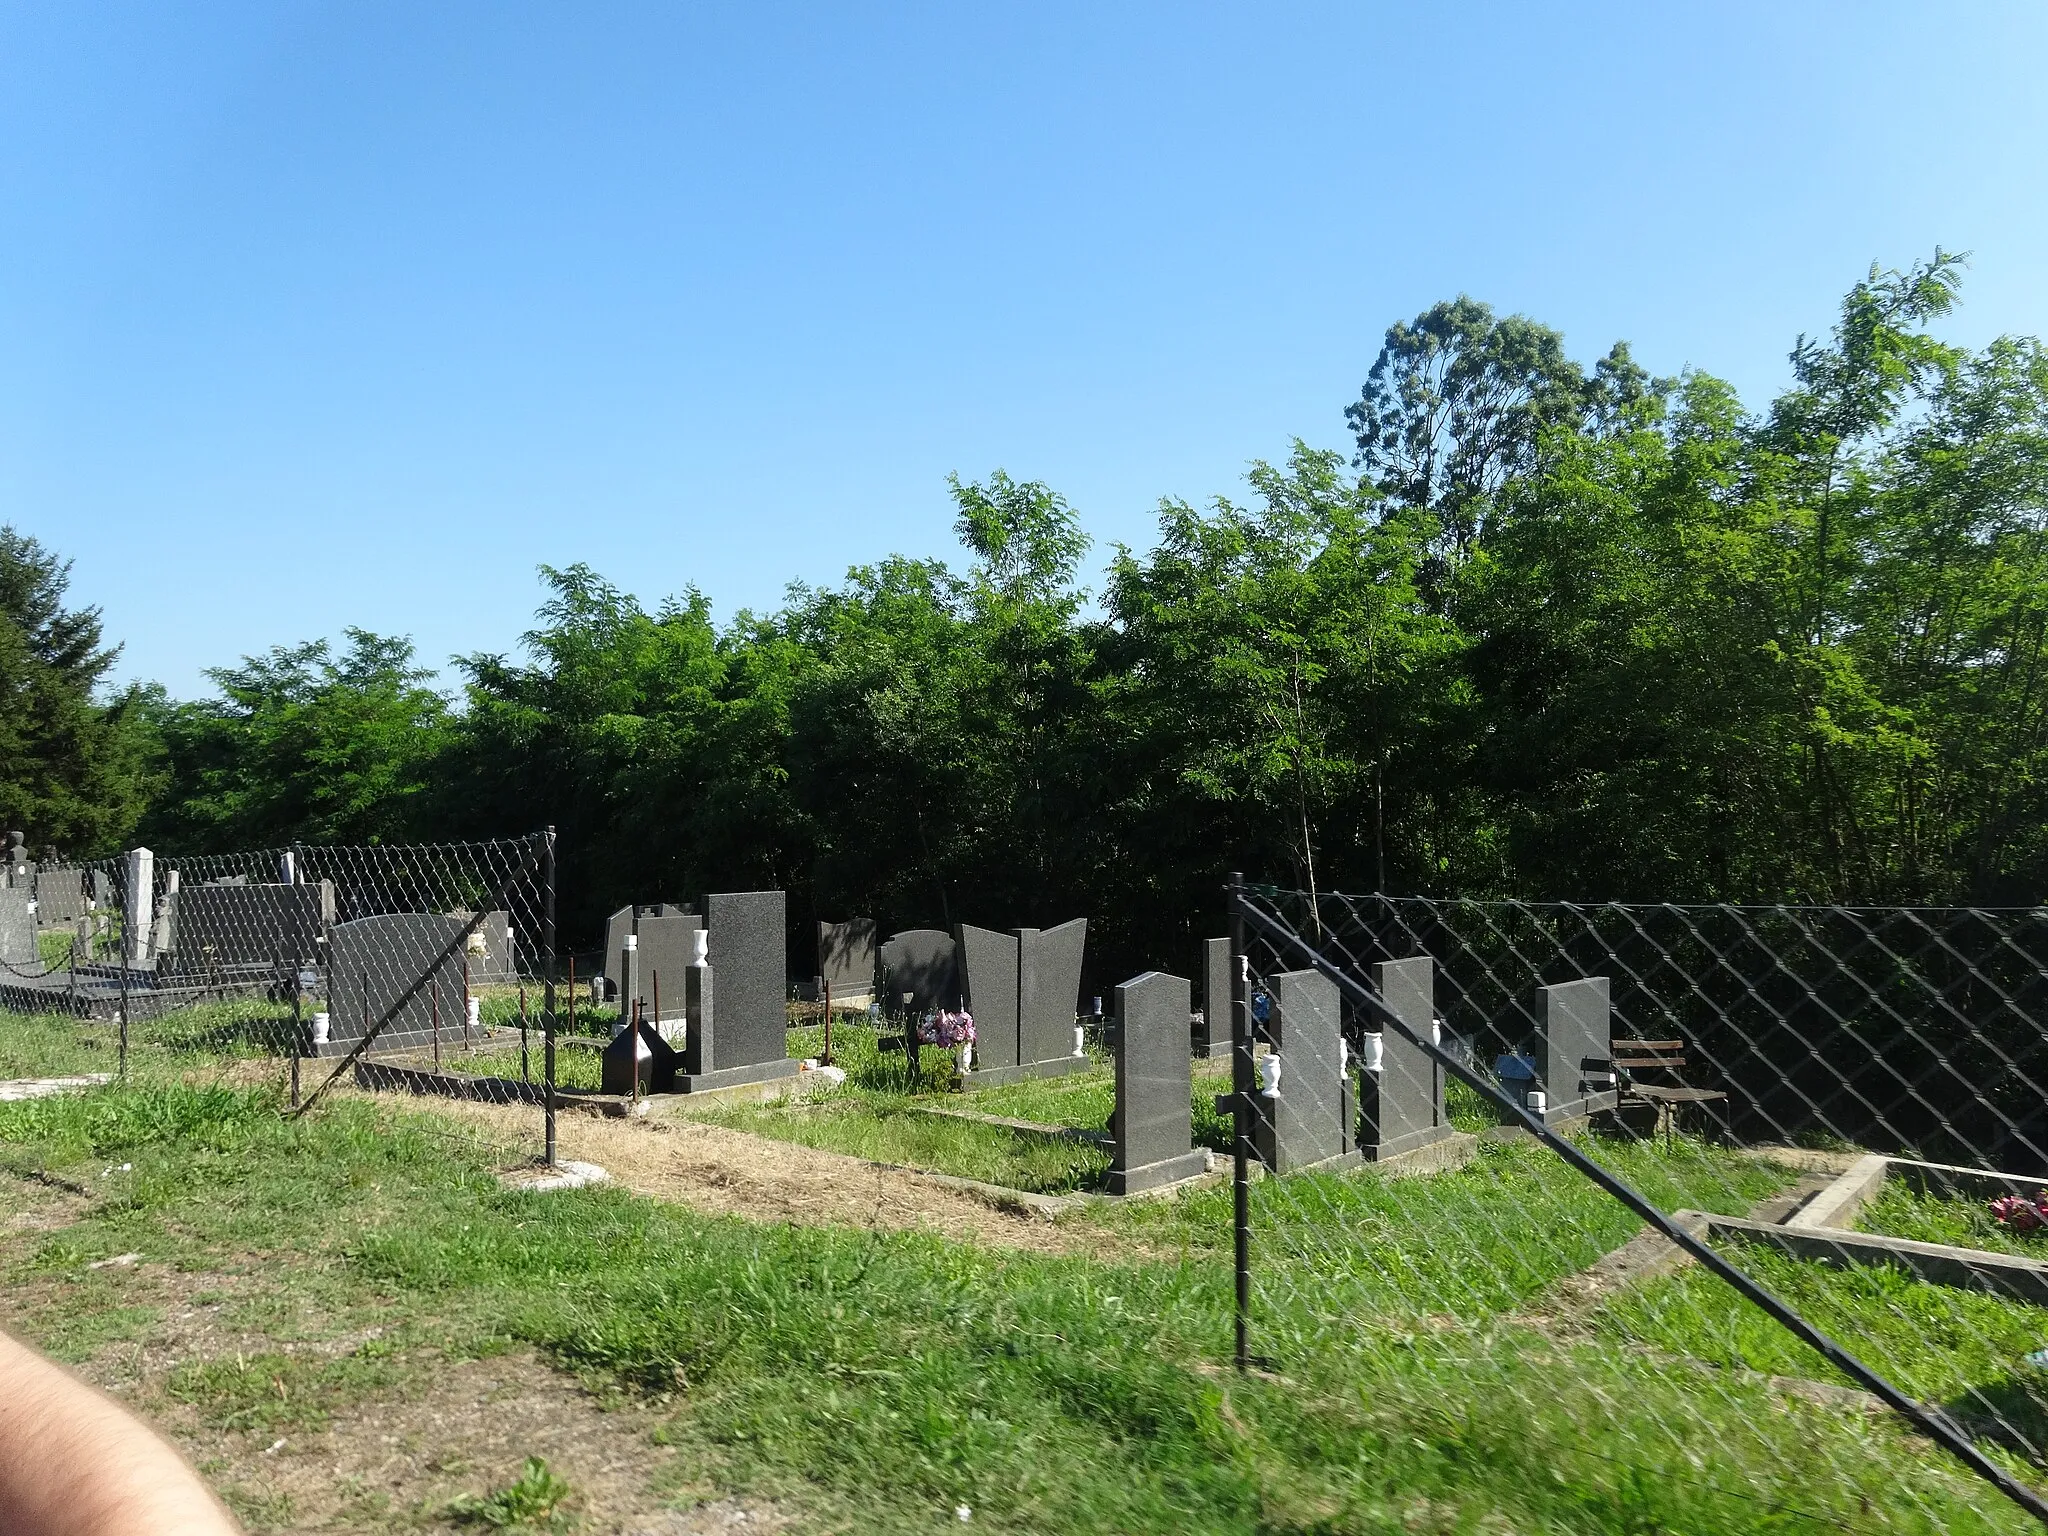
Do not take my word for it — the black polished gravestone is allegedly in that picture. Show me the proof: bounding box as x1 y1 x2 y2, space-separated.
166 881 335 976
34 868 87 926
1358 957 1471 1170
1253 968 1356 1173
1537 976 1616 1127
878 928 958 1013
1012 919 1088 1082
1196 937 1232 1057
955 924 1020 1075
318 914 468 1056
817 918 877 1004
1109 971 1210 1194
671 890 797 1092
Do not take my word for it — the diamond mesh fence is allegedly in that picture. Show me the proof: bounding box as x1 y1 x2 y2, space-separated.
1230 882 2048 1532
0 834 560 1172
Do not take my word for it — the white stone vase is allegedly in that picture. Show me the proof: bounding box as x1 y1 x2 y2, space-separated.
956 1039 974 1074
310 1011 330 1047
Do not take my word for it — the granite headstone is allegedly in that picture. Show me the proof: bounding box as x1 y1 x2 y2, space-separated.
679 889 793 1088
323 913 467 1055
1197 937 1232 1057
0 887 34 966
1359 957 1462 1163
35 869 87 926
1016 919 1086 1067
170 881 335 974
955 924 1020 1073
878 928 958 1012
1538 976 1616 1126
1110 970 1209 1194
817 918 877 1003
1254 968 1349 1173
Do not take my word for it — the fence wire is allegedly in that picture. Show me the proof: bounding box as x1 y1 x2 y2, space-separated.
1231 882 2048 1533
0 834 559 1173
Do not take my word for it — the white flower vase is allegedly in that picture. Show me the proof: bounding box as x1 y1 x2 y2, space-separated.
310 1011 330 1047
956 1039 974 1075
1073 1024 1085 1058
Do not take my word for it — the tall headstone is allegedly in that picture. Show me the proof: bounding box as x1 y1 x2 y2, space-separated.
1359 957 1465 1165
122 848 153 969
955 924 1020 1074
1537 977 1616 1126
674 890 797 1091
34 869 86 926
5 832 26 888
0 887 35 966
321 913 467 1055
1197 937 1232 1057
1016 919 1086 1069
878 929 958 1012
1110 971 1209 1194
817 918 877 1004
602 903 696 1009
1254 968 1351 1173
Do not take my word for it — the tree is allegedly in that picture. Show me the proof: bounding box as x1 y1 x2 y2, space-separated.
0 529 155 854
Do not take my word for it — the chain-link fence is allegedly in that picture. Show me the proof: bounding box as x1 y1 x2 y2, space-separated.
1229 881 2048 1532
0 833 561 1171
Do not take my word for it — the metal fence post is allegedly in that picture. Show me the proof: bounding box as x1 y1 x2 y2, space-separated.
542 825 557 1169
1229 870 1251 1373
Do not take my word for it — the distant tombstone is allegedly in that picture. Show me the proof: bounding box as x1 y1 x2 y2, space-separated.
1197 937 1232 1057
0 887 34 966
1359 957 1464 1165
878 928 958 1012
5 831 25 888
675 890 796 1091
1109 971 1209 1194
1016 919 1086 1069
322 913 467 1055
123 848 153 969
602 903 696 1007
955 924 1020 1075
169 881 335 974
35 869 86 926
1537 977 1617 1126
1254 968 1351 1173
817 918 877 1003
453 909 516 985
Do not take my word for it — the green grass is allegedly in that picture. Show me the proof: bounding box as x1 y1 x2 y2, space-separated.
0 1077 2033 1531
1858 1181 2048 1260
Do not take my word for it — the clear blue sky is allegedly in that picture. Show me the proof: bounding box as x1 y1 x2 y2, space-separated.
2 2 2044 698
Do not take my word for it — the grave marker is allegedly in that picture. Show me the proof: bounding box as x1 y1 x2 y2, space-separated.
1253 968 1353 1173
34 869 86 926
1537 976 1617 1126
817 918 877 1005
168 881 335 975
1015 919 1087 1074
1109 971 1210 1194
321 914 468 1056
956 924 1020 1074
0 887 34 967
672 890 797 1092
878 928 958 1012
1197 937 1231 1057
1358 957 1470 1170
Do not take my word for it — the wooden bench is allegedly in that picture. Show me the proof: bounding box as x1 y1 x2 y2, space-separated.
1613 1038 1727 1139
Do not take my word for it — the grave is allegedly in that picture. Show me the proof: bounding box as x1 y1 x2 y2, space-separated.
956 924 1020 1074
817 918 877 1005
5 832 25 888
34 869 87 926
1013 919 1089 1081
602 903 697 1005
878 928 959 1012
319 913 469 1056
673 890 797 1092
166 880 336 976
1253 968 1356 1173
1108 970 1210 1194
1358 957 1473 1171
0 887 35 967
1536 976 1618 1127
1196 937 1232 1057
452 909 516 985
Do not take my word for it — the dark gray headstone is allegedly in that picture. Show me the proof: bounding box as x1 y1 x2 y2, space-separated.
1360 957 1458 1162
35 869 87 926
1255 968 1347 1173
878 928 958 1012
705 890 786 1071
681 961 716 1076
630 911 700 1023
1538 976 1615 1125
956 924 1020 1073
1198 937 1232 1056
167 881 334 974
0 887 34 965
1017 919 1085 1066
455 909 515 985
1111 970 1208 1194
324 913 467 1054
817 918 877 1000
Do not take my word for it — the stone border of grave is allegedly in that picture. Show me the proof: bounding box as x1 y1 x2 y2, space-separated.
1677 1150 2048 1306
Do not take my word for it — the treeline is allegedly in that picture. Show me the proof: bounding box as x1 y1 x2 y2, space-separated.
8 253 2048 980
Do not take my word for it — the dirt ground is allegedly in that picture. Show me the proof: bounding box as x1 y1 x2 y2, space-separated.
417 1093 1112 1259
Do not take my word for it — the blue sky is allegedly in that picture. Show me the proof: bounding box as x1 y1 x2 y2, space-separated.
2 2 2044 698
